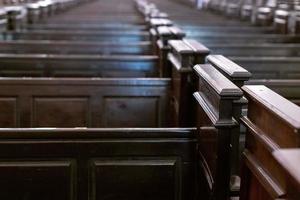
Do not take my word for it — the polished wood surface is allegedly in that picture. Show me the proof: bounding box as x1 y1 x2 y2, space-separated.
0 0 298 200
0 128 196 200
240 85 300 200
0 78 170 127
0 54 158 77
193 64 242 200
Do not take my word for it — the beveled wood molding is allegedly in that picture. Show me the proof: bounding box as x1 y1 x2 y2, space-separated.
244 150 286 199
168 40 209 70
241 116 280 152
149 18 173 28
242 85 300 130
207 55 252 81
194 65 242 97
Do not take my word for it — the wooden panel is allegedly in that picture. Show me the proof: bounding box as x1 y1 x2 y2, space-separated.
8 31 150 42
240 85 300 200
90 158 179 200
0 55 158 78
0 78 170 127
0 97 17 127
273 149 300 200
246 80 300 106
0 128 196 200
0 160 75 200
32 97 90 127
0 41 153 55
103 97 158 127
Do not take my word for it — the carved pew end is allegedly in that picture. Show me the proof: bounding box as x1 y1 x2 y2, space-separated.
26 3 41 24
5 6 26 31
274 10 289 34
241 5 252 21
193 64 243 200
167 39 209 126
254 7 274 26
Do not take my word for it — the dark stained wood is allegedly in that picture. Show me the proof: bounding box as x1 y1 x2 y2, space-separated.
27 3 41 24
0 54 158 77
0 40 154 55
209 44 300 57
229 56 300 79
0 78 170 127
246 80 300 106
206 54 252 197
0 128 197 200
5 30 150 42
190 34 300 44
0 8 7 32
28 23 148 31
168 39 209 126
155 26 186 77
273 149 300 200
274 10 289 34
240 85 300 200
5 6 27 31
193 64 243 200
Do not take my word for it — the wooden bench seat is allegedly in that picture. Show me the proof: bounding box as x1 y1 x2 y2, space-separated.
0 78 170 127
5 30 150 42
0 40 153 55
0 127 196 200
0 54 158 77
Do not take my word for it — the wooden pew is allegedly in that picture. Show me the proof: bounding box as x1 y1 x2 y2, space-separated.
206 54 300 105
183 26 275 35
167 39 209 126
240 85 300 200
209 43 300 57
0 54 158 77
204 55 300 198
155 26 186 76
0 8 7 32
246 80 300 106
193 64 243 200
27 23 148 31
0 40 154 55
189 34 300 44
0 78 170 127
0 127 197 200
273 149 300 200
229 56 300 79
4 30 150 42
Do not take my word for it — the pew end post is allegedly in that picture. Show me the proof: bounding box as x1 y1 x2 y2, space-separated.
156 26 186 77
206 55 252 196
193 64 243 200
168 39 209 126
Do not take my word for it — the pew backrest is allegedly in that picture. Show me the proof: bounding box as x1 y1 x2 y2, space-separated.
0 54 158 77
240 85 300 200
0 78 170 127
0 127 196 200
